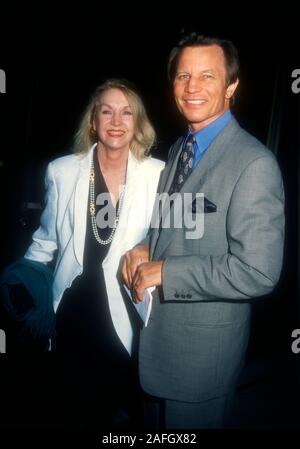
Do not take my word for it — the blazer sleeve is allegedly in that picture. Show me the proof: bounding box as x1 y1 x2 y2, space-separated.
24 162 58 264
162 155 285 302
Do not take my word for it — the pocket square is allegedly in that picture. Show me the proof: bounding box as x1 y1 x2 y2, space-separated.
192 197 217 214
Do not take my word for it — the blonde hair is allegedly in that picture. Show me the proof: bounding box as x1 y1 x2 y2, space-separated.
73 79 156 160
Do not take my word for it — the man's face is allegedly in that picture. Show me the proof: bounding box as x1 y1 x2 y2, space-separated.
173 45 238 132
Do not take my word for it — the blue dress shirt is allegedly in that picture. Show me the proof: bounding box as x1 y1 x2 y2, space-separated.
186 110 232 169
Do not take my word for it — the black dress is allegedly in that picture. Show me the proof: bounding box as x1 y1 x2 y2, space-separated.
54 149 141 429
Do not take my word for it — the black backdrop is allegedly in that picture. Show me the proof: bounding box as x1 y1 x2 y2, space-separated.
0 3 299 438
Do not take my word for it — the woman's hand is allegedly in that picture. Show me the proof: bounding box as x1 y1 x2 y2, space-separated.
122 245 149 289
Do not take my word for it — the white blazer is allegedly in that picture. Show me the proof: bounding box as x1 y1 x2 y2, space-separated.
25 144 165 354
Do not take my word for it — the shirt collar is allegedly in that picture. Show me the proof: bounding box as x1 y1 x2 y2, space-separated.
187 110 232 154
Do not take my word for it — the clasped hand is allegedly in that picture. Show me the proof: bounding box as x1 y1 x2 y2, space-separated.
121 245 163 303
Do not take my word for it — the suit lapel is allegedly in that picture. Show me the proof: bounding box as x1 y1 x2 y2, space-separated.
73 144 95 265
149 139 183 258
152 119 240 258
162 138 184 194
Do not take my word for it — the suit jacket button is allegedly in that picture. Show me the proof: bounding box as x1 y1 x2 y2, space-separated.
181 294 186 299
174 293 179 298
186 294 192 299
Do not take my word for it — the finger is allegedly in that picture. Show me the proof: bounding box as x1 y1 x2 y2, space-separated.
133 284 141 303
121 257 129 287
131 271 141 303
131 263 142 290
133 269 146 303
129 252 139 287
129 257 140 289
125 252 135 288
135 285 145 303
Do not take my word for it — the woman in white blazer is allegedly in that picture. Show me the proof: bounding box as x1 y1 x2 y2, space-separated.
25 79 164 428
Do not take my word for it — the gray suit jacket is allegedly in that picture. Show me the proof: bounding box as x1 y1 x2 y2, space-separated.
139 118 285 403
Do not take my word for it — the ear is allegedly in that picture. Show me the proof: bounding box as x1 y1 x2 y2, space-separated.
225 78 239 100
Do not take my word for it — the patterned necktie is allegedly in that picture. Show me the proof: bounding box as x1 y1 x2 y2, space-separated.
169 134 195 194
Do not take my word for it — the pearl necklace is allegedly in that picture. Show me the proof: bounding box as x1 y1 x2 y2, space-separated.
89 158 125 245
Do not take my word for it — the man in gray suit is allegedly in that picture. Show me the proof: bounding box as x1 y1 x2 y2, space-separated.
122 33 285 428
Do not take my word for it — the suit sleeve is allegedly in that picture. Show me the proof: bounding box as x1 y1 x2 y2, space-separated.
162 155 285 302
24 162 58 264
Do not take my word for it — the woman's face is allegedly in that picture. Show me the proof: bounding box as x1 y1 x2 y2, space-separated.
93 88 135 153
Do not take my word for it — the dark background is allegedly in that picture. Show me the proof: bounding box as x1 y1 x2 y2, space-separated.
0 3 299 434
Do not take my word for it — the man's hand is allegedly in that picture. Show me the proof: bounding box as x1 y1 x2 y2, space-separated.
132 261 163 303
122 245 150 289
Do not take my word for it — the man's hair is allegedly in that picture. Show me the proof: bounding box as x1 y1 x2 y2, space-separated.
168 32 240 86
73 78 156 160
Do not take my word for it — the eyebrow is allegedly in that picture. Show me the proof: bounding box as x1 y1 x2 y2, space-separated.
176 69 215 74
99 103 131 108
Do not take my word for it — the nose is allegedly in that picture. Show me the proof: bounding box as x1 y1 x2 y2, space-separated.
111 112 122 126
184 76 203 93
